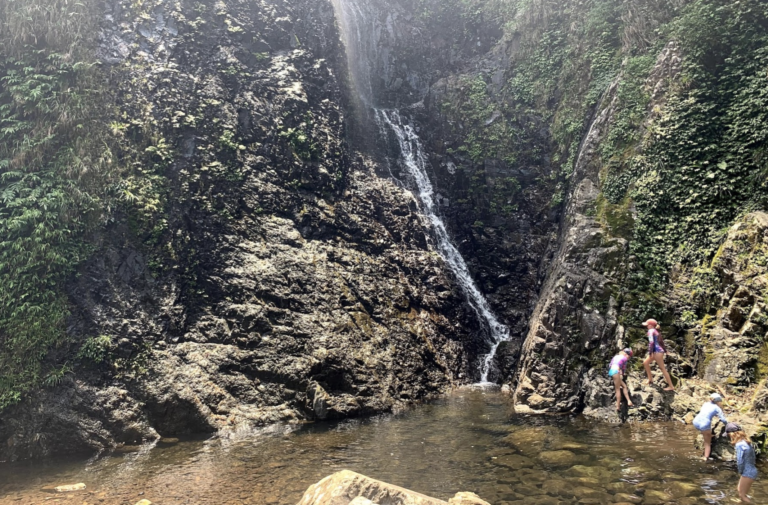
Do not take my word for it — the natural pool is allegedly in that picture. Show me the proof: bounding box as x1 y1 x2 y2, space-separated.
1 389 764 504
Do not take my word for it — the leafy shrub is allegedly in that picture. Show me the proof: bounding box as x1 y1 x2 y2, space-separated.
77 336 115 365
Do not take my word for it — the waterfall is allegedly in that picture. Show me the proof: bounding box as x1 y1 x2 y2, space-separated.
375 110 509 382
332 0 510 382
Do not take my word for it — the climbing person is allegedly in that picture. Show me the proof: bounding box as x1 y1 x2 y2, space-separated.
727 423 757 503
693 393 727 460
608 348 634 411
641 319 675 391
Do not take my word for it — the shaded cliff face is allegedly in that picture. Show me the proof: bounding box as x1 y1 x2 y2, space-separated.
0 0 482 461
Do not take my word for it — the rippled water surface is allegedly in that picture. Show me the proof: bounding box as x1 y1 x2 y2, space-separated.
1 390 764 504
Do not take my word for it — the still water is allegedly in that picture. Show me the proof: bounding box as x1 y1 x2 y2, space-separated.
1 390 764 504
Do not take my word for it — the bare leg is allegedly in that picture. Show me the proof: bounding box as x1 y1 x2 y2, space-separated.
701 429 712 460
643 354 654 384
738 476 754 503
621 378 633 406
654 354 675 390
612 375 623 410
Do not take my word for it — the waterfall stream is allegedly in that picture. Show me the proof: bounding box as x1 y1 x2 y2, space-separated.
331 0 510 382
375 110 509 382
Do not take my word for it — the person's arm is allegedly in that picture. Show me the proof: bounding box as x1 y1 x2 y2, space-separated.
716 406 727 423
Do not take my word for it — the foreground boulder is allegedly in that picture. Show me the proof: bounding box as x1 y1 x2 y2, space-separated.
297 470 490 505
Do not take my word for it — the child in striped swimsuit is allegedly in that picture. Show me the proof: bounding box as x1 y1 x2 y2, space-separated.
641 319 675 391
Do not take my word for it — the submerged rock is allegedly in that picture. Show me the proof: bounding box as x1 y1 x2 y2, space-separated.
666 481 703 498
54 483 86 493
613 493 642 504
540 479 573 498
538 450 577 466
642 489 675 505
492 453 535 470
566 465 612 481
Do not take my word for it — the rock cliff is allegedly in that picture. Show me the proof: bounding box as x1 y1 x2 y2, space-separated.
2 0 768 461
508 0 768 444
0 0 482 461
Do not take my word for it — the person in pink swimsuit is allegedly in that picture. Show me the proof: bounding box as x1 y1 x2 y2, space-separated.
608 348 634 411
641 319 675 391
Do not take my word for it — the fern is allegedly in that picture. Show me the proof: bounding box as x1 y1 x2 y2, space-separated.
0 0 117 411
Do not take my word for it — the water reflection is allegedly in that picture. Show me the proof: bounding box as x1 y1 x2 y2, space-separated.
1 390 763 504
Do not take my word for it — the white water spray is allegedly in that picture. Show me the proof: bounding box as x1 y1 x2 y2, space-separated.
375 110 509 382
330 0 379 107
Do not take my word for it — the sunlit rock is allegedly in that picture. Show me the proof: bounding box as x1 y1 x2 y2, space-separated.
54 483 86 492
448 492 490 505
297 470 490 505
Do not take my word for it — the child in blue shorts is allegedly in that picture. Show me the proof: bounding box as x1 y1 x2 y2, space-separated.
608 348 634 411
727 423 757 503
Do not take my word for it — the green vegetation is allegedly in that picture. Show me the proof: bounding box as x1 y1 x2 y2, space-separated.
625 0 768 290
434 0 630 222
0 0 115 409
280 115 321 162
77 335 115 365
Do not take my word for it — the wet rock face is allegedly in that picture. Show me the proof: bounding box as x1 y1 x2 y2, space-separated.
0 0 481 461
512 75 628 414
687 212 768 386
334 0 560 374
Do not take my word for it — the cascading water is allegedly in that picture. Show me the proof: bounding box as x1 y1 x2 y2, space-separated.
375 110 509 382
331 0 510 382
